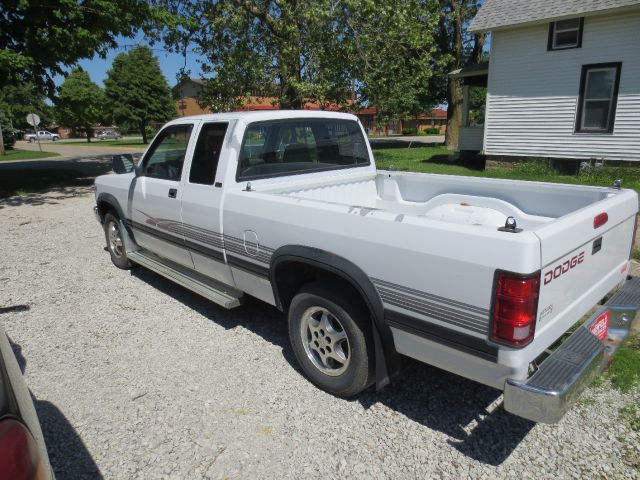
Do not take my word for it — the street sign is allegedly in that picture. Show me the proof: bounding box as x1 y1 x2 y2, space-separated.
26 113 40 127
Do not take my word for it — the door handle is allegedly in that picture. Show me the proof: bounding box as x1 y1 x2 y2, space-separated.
168 188 178 198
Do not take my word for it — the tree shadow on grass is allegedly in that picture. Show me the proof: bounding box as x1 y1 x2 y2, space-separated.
130 266 534 466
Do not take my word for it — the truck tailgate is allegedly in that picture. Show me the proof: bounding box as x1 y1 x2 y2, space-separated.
534 188 638 338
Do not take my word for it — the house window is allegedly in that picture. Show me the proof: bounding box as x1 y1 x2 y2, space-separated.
576 63 622 134
548 18 583 50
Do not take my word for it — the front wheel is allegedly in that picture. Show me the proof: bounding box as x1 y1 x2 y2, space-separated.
288 282 374 397
104 212 131 269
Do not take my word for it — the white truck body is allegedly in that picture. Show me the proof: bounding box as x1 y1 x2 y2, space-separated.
94 111 639 423
24 131 59 142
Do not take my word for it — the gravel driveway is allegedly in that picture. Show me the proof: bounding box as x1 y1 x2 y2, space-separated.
0 189 638 479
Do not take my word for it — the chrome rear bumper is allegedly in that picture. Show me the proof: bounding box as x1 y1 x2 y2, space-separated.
504 276 640 423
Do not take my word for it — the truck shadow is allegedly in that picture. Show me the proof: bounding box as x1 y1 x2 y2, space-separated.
9 338 104 479
131 267 535 466
358 360 535 465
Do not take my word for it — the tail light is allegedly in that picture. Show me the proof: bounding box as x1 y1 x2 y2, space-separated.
0 418 45 480
490 270 540 347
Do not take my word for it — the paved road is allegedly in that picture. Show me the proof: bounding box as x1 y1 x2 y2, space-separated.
14 140 145 160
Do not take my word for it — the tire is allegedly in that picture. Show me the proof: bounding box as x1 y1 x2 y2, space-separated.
103 212 131 269
288 282 374 397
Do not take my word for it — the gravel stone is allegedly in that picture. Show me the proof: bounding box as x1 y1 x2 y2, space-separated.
0 189 638 479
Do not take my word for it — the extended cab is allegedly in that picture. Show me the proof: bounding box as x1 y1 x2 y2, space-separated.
94 111 639 423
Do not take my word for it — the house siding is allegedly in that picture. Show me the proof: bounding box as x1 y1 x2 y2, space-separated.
485 11 640 161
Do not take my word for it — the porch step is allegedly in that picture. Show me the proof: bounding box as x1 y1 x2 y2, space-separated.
128 251 243 309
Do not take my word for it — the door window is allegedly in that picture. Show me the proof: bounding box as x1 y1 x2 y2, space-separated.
189 123 228 185
142 124 193 180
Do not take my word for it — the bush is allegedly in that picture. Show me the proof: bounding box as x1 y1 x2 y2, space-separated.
402 128 418 135
421 128 440 135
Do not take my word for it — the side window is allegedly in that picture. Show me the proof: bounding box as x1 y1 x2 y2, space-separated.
190 123 228 185
575 63 622 134
142 124 193 181
547 18 583 51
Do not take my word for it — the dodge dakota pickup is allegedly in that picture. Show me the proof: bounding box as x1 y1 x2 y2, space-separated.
94 111 639 423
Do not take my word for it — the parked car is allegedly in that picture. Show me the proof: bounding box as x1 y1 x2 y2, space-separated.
24 131 60 142
94 111 640 424
2 132 15 149
0 322 53 479
96 130 122 140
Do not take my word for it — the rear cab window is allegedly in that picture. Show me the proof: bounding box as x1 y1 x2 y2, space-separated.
236 118 370 181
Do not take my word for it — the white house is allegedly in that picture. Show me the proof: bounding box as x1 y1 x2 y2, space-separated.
456 0 640 162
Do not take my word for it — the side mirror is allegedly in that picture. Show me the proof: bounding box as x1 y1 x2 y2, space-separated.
112 154 135 174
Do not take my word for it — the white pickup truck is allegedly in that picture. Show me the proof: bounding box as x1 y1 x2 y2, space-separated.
94 111 639 423
24 131 60 142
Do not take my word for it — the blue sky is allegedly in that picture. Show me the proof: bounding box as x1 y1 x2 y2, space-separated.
53 32 204 88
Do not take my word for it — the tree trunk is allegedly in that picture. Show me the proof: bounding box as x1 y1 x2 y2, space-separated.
140 121 147 144
444 78 463 149
0 122 5 156
444 2 464 150
86 125 92 143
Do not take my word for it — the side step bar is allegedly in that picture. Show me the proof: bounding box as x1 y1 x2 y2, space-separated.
128 251 243 309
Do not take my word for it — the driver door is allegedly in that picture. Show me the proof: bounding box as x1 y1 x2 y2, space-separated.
128 123 196 268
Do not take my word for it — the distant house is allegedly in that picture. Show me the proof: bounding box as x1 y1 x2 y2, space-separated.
173 78 447 136
455 0 640 162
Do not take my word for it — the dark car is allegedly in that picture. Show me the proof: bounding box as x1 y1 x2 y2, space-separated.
0 323 53 479
2 132 16 149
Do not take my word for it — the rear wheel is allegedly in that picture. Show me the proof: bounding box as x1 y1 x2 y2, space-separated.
288 282 374 397
104 212 131 269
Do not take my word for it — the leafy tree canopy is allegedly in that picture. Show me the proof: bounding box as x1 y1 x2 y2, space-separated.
54 67 104 141
104 46 176 143
0 0 167 96
160 0 443 120
0 83 52 131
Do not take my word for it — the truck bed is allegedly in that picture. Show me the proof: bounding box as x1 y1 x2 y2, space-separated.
270 170 614 231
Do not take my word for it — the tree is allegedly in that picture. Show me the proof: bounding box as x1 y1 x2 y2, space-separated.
54 68 104 142
343 0 443 121
0 83 52 131
434 0 486 149
0 0 171 97
104 46 176 143
160 0 441 120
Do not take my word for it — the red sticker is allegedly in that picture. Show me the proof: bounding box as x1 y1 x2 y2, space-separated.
590 311 610 341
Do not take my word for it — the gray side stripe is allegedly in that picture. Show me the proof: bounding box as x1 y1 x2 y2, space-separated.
134 216 274 266
378 288 488 334
372 278 490 334
372 277 490 316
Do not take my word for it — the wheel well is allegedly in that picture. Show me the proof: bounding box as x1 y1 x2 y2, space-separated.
273 261 369 315
96 200 117 223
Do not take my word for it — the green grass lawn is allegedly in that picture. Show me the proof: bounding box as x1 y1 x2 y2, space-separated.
0 148 60 161
372 146 640 193
58 139 147 148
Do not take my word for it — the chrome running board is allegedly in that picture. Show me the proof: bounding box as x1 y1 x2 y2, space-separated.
128 250 243 309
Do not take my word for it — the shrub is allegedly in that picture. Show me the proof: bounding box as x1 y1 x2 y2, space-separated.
402 128 418 135
421 128 440 135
